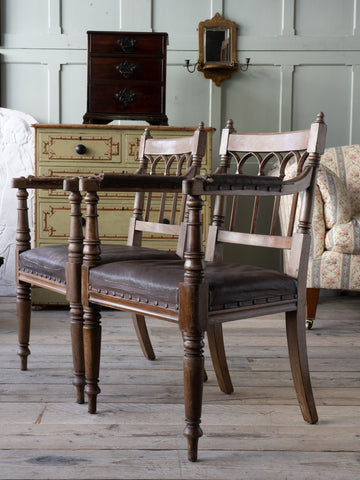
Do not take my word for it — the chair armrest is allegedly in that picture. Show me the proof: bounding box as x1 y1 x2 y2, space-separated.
79 173 184 193
12 175 68 190
183 174 284 195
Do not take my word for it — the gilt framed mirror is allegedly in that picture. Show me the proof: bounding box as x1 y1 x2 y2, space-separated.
198 12 238 86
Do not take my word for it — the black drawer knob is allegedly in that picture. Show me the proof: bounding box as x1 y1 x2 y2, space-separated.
75 144 87 155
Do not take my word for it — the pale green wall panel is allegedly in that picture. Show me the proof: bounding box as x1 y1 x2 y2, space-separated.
293 65 351 147
153 0 209 39
1 63 48 121
295 0 354 36
0 0 48 34
61 0 120 35
60 64 87 124
224 0 282 36
222 66 280 133
166 65 210 128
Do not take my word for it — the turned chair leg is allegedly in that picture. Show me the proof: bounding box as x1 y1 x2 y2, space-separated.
83 304 102 414
207 323 234 394
70 302 85 404
132 313 155 360
16 282 31 371
183 329 205 462
306 287 320 330
285 309 318 424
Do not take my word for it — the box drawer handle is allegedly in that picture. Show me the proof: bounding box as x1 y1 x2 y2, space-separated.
114 88 136 106
117 37 137 53
116 60 138 79
76 144 87 155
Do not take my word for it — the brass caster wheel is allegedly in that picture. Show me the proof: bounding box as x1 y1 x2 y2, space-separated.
306 319 313 330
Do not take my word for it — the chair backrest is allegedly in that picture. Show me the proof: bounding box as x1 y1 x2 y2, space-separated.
127 123 207 254
128 122 207 251
78 123 208 262
205 114 327 281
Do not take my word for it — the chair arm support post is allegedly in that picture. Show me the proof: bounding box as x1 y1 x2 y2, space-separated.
179 193 207 332
66 189 83 302
83 191 101 268
15 188 31 255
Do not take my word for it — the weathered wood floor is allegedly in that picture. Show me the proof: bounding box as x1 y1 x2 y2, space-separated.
0 294 360 479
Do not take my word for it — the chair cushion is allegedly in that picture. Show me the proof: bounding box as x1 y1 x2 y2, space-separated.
88 259 298 311
19 244 180 285
19 245 68 283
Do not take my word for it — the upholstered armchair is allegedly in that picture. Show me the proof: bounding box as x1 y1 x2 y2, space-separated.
303 144 360 327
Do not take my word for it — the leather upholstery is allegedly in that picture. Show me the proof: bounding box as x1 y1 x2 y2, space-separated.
198 174 283 191
19 245 68 283
88 259 297 311
19 244 180 285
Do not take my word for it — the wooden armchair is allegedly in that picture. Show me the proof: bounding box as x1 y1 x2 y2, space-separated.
12 123 207 405
79 113 326 462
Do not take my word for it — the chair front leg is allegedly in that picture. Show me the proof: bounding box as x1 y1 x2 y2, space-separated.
83 303 102 414
70 301 85 404
16 281 31 371
183 328 205 462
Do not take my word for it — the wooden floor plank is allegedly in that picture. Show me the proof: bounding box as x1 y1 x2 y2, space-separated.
1 294 360 479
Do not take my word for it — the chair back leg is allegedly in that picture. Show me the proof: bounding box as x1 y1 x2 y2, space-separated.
285 309 318 423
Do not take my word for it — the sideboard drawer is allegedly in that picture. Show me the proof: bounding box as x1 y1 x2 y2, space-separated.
38 132 121 165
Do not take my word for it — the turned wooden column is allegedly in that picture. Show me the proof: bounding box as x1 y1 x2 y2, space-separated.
15 188 31 370
82 190 102 414
66 187 85 403
179 192 207 462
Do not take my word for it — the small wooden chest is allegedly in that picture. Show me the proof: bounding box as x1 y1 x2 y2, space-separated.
83 31 168 125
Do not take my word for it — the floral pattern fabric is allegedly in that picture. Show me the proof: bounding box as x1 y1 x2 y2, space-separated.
281 144 360 291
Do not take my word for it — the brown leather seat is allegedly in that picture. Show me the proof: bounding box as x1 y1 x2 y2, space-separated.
88 259 297 311
19 244 179 285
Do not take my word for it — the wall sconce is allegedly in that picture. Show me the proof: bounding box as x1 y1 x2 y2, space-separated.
183 13 250 86
184 57 250 73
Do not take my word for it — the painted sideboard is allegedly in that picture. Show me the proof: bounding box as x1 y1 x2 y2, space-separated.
33 123 214 305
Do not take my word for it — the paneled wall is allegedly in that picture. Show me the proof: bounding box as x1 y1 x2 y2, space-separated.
1 0 359 147
1 0 359 287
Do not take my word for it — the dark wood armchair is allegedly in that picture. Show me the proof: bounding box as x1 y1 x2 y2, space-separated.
12 123 207 405
79 113 327 462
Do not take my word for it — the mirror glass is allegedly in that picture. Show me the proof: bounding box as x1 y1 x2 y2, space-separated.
204 28 231 63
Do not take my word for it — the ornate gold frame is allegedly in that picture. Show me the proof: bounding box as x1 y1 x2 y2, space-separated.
197 12 238 86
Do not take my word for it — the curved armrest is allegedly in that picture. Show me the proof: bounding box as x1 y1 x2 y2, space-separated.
12 175 68 190
183 173 284 195
79 173 184 193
